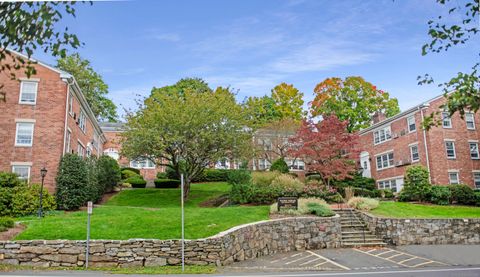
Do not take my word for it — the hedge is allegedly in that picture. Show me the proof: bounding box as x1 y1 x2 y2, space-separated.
121 167 140 174
0 217 14 232
125 177 147 188
154 179 181 189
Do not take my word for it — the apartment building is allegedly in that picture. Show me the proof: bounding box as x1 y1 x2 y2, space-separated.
0 53 106 192
359 95 480 191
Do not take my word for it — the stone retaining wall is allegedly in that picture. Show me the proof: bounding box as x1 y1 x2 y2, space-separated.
0 216 341 268
359 212 480 245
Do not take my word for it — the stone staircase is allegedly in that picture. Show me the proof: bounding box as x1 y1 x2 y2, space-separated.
334 208 386 248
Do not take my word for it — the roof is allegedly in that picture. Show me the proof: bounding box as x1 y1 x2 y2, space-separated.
100 122 125 132
358 93 447 135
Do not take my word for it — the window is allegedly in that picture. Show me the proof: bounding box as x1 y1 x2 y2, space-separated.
466 112 475 130
65 130 71 153
442 112 452 128
78 110 87 133
373 126 392 145
445 141 456 159
12 165 30 182
448 172 459 184
86 145 92 157
376 152 394 170
15 122 34 146
473 172 480 189
258 159 271 170
470 142 479 159
410 144 419 162
258 139 272 151
19 81 38 104
407 116 416 132
287 159 305 170
103 148 119 160
68 93 74 115
378 179 400 192
77 142 85 157
130 158 155 169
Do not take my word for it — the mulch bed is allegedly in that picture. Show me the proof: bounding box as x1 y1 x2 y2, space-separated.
0 224 25 241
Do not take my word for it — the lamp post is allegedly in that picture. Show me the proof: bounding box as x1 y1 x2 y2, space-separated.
38 167 48 218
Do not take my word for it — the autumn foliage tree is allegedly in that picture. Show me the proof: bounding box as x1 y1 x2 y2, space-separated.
289 115 359 187
311 77 400 132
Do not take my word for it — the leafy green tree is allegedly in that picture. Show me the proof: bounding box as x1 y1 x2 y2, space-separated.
311 76 400 132
55 154 89 210
418 0 479 128
0 2 85 84
399 165 431 202
271 83 305 121
57 53 118 122
270 158 289 173
97 155 121 193
121 79 251 199
244 95 283 127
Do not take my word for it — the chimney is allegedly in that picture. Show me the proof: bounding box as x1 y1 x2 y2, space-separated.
372 111 386 124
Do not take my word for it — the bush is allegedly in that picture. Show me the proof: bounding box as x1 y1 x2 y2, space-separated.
226 170 251 185
448 184 476 205
252 171 280 187
97 155 121 193
381 189 394 199
270 198 334 217
430 186 451 205
353 187 380 198
85 157 103 203
230 183 256 204
125 177 147 188
305 174 322 183
348 197 379 211
270 174 304 197
156 172 168 179
154 179 181 188
475 191 480 206
11 184 56 217
399 165 431 202
0 172 23 188
198 169 230 182
121 167 140 175
56 154 89 210
270 158 289 173
0 217 14 232
121 169 140 180
325 192 344 203
307 202 335 217
332 173 376 191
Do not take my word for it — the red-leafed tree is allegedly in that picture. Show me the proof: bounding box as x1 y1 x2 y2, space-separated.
289 115 359 187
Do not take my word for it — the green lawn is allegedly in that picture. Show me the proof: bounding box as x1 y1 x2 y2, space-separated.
370 201 480 218
15 183 269 240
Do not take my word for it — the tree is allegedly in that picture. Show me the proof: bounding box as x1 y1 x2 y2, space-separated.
55 154 88 210
121 79 250 199
271 83 305 121
0 2 84 86
311 77 400 132
270 158 289 173
399 165 431 202
289 115 359 187
254 118 300 163
244 95 283 127
57 53 118 122
96 155 121 193
419 0 479 128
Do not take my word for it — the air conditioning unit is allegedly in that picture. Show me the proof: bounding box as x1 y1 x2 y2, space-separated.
400 129 406 136
393 133 399 139
73 112 77 120
395 159 411 167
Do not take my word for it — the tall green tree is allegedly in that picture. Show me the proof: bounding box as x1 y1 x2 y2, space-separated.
311 76 400 132
419 0 479 127
0 2 85 84
271 82 305 121
121 79 250 199
57 53 118 122
244 95 282 127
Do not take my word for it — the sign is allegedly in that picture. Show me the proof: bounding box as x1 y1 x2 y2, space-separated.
87 201 93 214
277 197 298 211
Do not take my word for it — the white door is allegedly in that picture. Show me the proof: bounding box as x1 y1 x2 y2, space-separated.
360 151 371 178
395 178 404 192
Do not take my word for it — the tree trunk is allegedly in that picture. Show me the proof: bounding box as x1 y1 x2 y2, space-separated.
183 178 191 200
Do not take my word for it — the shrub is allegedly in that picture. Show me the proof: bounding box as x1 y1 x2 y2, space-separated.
448 184 476 205
270 158 289 173
226 170 251 185
0 172 23 188
332 173 376 191
302 181 326 198
252 171 280 187
11 184 56 217
325 192 344 203
0 217 14 232
156 172 168 179
429 186 451 205
307 202 335 217
344 187 354 201
97 155 121 193
121 169 140 180
305 174 322 183
125 177 147 188
85 157 103 203
270 174 304 197
475 191 480 206
230 183 256 204
399 165 431 202
56 154 89 210
381 189 394 199
154 179 181 188
270 198 334 217
353 187 380 198
198 169 229 182
121 167 140 175
347 197 379 211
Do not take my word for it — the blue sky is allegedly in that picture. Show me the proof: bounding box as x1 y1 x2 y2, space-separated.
36 0 479 118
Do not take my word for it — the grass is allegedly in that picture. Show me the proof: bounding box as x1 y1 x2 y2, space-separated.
0 264 216 274
15 183 269 240
370 201 480 218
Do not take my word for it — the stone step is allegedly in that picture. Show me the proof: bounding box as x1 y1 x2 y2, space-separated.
341 237 384 242
342 242 387 247
340 224 366 228
342 230 374 235
341 234 377 239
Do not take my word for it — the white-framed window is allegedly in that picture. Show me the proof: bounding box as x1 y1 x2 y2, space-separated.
373 126 392 145
378 178 403 193
15 122 34 147
86 145 92 157
470 142 479 159
65 130 71 153
286 159 305 170
448 171 459 184
78 110 87 133
130 158 155 169
442 112 452 128
12 165 31 182
104 148 119 160
258 159 271 170
215 158 230 169
376 152 394 170
68 92 74 115
77 142 85 157
466 112 475 130
407 116 416 133
19 81 38 104
410 144 420 162
445 141 456 159
473 172 480 189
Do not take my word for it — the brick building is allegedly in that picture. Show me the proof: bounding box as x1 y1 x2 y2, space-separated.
0 53 106 192
359 95 480 191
